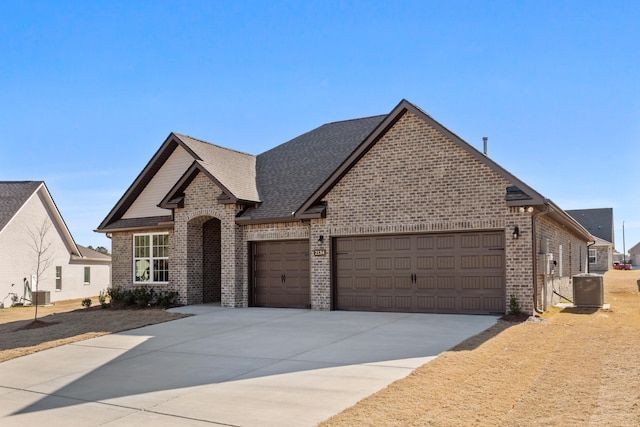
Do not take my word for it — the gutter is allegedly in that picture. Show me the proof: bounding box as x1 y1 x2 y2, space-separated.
532 203 550 314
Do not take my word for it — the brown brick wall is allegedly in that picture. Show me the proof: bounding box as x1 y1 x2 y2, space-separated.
110 229 174 295
320 110 534 314
535 214 589 309
173 172 246 306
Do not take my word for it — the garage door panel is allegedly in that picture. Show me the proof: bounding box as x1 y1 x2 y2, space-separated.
437 296 456 310
484 297 504 311
375 238 392 251
437 256 455 269
393 237 412 251
462 276 482 289
376 296 393 309
354 258 370 270
417 296 435 310
436 235 455 249
394 256 411 270
437 276 456 289
483 254 503 268
395 296 412 309
461 255 481 269
335 231 505 314
416 256 434 269
461 234 481 248
462 297 482 311
484 276 504 289
355 276 372 289
483 233 504 248
376 257 393 270
355 239 371 252
416 276 435 289
416 236 435 250
376 276 393 289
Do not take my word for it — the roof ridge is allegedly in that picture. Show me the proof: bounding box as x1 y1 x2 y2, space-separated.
322 114 387 126
174 133 256 157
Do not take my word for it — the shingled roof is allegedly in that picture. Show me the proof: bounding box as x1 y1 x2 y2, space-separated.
566 208 614 244
174 134 259 203
237 115 386 221
0 181 43 232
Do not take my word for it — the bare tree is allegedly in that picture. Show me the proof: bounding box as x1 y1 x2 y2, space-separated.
27 219 54 322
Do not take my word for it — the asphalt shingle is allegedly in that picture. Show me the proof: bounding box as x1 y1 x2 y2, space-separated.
0 181 42 232
241 115 386 220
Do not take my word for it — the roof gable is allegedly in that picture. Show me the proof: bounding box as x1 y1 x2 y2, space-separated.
98 133 258 230
0 181 80 256
297 99 546 217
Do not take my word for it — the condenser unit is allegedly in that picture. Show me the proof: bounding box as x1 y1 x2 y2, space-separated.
573 274 604 307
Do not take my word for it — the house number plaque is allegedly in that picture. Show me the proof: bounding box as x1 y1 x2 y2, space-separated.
313 249 327 256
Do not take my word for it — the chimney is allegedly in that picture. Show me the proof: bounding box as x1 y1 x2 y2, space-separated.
483 136 488 156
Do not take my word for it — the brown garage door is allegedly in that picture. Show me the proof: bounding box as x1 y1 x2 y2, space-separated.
335 231 505 314
252 240 310 308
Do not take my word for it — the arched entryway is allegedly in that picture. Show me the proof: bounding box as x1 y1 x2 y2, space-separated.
187 216 221 304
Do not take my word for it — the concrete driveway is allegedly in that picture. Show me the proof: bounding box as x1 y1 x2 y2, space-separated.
0 307 498 426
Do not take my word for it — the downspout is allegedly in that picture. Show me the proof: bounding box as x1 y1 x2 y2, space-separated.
532 203 549 314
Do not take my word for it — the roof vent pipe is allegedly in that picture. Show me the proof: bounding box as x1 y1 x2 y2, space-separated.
483 137 488 156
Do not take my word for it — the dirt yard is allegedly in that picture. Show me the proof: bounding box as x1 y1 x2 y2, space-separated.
0 298 188 363
321 270 640 426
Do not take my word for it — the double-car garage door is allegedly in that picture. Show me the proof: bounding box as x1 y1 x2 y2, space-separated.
252 231 505 314
335 231 505 314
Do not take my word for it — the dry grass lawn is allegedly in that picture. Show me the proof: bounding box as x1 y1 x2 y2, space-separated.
321 270 640 426
0 297 189 363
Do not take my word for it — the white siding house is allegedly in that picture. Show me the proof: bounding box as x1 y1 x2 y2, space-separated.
0 181 110 307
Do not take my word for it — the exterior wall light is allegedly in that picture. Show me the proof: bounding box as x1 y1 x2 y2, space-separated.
513 226 520 240
318 235 324 242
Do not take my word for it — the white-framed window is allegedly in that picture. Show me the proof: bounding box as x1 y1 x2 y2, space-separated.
84 266 91 285
588 248 597 264
55 266 62 290
133 233 169 283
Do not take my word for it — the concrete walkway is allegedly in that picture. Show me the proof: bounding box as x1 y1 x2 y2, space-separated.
0 307 498 426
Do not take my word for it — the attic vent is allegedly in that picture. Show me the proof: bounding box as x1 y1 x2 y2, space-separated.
505 186 533 202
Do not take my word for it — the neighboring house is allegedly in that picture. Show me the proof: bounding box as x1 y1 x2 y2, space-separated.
0 181 111 307
97 99 593 315
566 208 614 272
629 242 640 266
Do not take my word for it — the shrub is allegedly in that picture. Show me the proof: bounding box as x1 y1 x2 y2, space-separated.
156 290 179 308
509 294 522 316
98 290 110 309
81 298 92 308
105 286 179 309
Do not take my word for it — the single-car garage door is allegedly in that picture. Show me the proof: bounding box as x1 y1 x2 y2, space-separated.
335 231 505 314
252 240 310 308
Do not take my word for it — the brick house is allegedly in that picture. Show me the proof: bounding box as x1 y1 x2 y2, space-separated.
97 100 593 315
566 208 614 272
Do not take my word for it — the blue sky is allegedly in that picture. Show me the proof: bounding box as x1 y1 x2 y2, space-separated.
2 1 639 254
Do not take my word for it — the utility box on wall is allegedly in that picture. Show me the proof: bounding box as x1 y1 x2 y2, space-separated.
573 274 604 307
